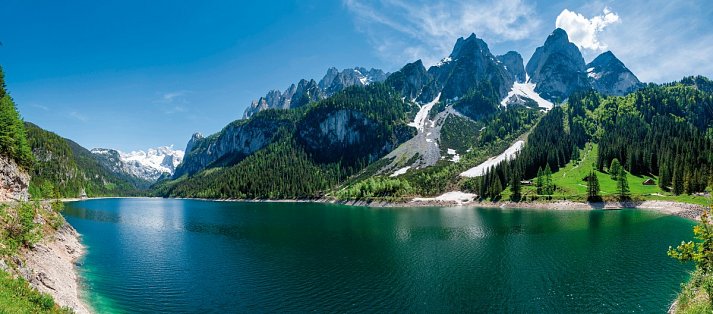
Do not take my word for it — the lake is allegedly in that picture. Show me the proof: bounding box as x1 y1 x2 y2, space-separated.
64 198 694 313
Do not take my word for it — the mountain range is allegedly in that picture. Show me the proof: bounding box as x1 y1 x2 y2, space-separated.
172 28 642 183
5 27 710 202
91 146 184 182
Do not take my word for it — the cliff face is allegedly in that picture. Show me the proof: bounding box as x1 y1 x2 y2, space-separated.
0 155 29 202
174 114 293 178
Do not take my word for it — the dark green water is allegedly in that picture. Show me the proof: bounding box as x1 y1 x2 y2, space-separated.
64 198 694 313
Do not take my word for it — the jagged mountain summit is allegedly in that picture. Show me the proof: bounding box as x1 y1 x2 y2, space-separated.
428 33 514 101
91 146 184 182
168 28 646 194
496 51 526 83
242 67 388 118
525 28 591 103
586 51 642 96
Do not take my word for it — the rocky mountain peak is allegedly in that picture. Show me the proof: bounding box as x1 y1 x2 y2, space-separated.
450 33 491 60
525 28 590 102
185 132 204 153
587 51 642 96
428 32 513 101
497 51 526 83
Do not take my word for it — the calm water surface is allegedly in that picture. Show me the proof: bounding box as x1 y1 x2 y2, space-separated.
64 198 694 313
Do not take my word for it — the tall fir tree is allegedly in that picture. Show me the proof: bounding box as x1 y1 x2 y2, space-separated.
610 158 622 181
616 167 630 199
587 171 601 201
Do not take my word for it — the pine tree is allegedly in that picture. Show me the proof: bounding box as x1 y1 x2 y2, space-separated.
684 168 694 195
490 177 502 200
616 167 630 199
610 158 622 180
510 167 522 201
587 171 601 202
536 167 544 195
672 165 684 196
659 164 669 191
544 164 553 196
571 145 580 162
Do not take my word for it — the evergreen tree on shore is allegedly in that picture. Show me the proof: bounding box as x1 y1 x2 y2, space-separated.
0 66 33 169
616 167 630 200
587 171 601 202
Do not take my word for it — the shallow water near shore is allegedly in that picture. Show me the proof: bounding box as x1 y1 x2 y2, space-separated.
64 198 694 313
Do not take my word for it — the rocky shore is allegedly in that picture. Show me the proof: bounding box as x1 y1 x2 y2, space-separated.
325 196 706 221
21 221 91 314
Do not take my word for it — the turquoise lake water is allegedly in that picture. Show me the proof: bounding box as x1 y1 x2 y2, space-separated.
63 198 694 313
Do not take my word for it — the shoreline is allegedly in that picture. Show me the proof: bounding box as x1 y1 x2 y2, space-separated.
21 204 92 313
66 195 707 221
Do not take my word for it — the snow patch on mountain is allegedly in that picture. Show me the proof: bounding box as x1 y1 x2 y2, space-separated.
500 82 554 110
460 140 525 177
120 146 185 176
408 93 441 132
92 146 184 182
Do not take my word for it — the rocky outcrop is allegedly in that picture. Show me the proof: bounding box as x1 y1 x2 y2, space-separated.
243 67 388 118
174 114 293 177
0 155 29 202
322 67 388 96
289 79 322 109
428 33 514 101
587 51 642 96
297 109 414 165
526 28 591 102
385 60 434 102
497 51 526 83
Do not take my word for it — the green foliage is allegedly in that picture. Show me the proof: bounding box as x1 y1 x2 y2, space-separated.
670 209 713 273
336 177 412 199
0 66 34 169
669 209 713 312
0 202 42 254
0 270 71 314
452 81 501 121
615 167 630 199
509 167 522 201
609 159 622 180
155 134 343 199
586 170 601 202
25 122 140 198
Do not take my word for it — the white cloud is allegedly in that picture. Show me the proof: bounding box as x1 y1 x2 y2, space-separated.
69 111 88 122
597 1 713 82
154 91 190 114
344 0 541 66
555 8 619 51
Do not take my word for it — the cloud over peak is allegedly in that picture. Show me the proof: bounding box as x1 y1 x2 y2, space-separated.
555 8 620 51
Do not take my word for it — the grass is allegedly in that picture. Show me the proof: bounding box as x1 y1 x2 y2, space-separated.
504 143 711 206
0 202 73 313
672 270 713 314
0 270 72 313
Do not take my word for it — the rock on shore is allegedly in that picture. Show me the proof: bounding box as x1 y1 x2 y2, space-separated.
21 222 91 313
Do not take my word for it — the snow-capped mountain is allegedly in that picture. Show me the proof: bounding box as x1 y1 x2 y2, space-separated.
91 146 184 182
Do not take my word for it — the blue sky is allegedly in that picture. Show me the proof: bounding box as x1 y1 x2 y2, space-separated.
1 0 711 152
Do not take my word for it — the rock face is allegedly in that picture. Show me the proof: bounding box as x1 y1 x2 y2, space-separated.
0 154 30 202
497 51 526 83
174 114 292 177
428 33 514 101
289 79 322 109
297 109 413 165
242 67 388 118
385 60 434 101
526 28 591 102
587 51 642 96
